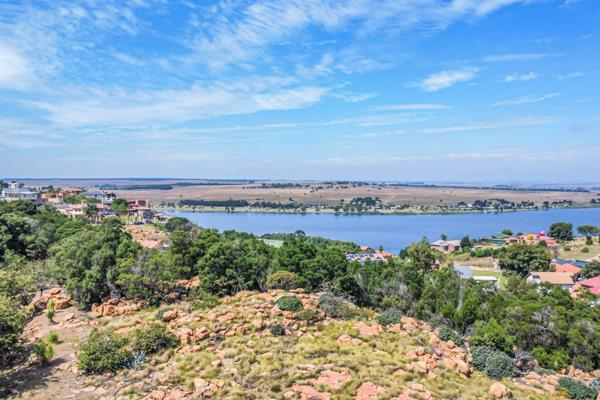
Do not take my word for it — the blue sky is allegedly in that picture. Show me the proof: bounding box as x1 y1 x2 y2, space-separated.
1 0 599 182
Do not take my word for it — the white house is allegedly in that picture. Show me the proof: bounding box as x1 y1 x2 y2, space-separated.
526 272 574 291
0 187 39 202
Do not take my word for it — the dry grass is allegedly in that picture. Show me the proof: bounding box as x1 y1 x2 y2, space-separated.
114 183 598 208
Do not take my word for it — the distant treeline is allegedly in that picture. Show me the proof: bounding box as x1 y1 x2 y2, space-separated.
101 181 253 190
176 199 304 209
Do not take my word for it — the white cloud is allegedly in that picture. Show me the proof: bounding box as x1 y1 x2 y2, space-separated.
330 91 378 103
504 72 538 82
416 68 477 92
491 92 561 107
372 103 449 111
0 44 34 89
484 53 562 62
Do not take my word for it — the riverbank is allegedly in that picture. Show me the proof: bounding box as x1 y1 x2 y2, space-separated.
157 204 600 217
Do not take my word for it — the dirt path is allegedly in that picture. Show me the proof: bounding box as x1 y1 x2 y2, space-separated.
1 307 118 400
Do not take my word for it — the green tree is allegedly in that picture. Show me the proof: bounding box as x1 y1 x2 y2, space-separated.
549 222 574 241
110 198 129 216
580 262 600 279
498 244 551 277
406 239 441 274
460 235 472 250
0 295 25 369
577 225 600 245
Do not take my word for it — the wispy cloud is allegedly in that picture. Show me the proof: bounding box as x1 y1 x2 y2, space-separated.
416 68 477 92
420 117 557 134
491 93 561 107
484 53 562 62
371 103 449 111
504 72 538 82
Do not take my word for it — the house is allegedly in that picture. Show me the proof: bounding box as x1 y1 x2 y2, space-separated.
128 199 148 208
0 187 40 202
56 203 86 218
430 240 462 253
518 232 557 246
553 259 589 268
346 252 387 263
83 190 116 205
454 266 500 288
554 263 582 277
572 276 600 296
526 272 574 291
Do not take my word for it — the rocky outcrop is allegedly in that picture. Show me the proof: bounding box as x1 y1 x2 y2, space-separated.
91 298 148 317
32 287 72 312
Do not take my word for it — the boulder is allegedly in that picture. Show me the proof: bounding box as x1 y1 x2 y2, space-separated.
489 382 511 399
162 309 179 322
313 369 351 390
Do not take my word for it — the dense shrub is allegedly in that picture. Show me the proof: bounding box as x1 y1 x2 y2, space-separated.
469 318 513 353
558 377 598 400
531 347 569 371
471 345 496 371
33 340 54 365
78 330 132 374
484 351 517 380
438 326 464 346
318 294 353 318
267 271 300 290
132 324 178 355
276 296 304 312
378 309 403 326
269 323 285 336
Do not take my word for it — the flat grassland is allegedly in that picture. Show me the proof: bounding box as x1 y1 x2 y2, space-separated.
114 182 599 208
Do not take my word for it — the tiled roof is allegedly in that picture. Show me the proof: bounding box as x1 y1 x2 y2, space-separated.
528 272 574 285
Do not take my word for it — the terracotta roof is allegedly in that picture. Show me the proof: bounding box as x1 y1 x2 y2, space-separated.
555 264 582 275
577 276 600 295
528 272 574 285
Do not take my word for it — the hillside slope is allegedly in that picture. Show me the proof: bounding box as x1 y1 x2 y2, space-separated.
3 289 576 400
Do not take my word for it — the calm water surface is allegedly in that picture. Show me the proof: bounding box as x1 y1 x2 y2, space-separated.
167 208 600 253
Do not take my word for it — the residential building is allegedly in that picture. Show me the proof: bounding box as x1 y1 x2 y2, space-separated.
526 272 574 291
83 190 116 205
573 276 600 296
554 263 582 277
0 187 40 202
553 259 589 268
518 232 557 246
430 239 462 253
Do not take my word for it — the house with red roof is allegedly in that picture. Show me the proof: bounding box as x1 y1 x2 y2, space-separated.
573 276 600 296
554 263 582 277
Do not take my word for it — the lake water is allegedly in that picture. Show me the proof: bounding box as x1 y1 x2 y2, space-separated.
167 208 600 253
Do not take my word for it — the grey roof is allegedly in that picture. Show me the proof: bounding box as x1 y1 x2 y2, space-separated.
454 266 473 279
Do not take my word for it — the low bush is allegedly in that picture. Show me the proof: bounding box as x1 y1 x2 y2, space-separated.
33 340 54 365
46 331 59 344
484 351 517 380
558 377 598 400
295 309 320 324
267 271 300 290
190 290 220 310
269 323 285 336
276 296 304 312
581 247 590 254
471 346 494 371
377 309 403 326
438 325 464 346
78 329 132 374
318 294 353 318
132 324 178 355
